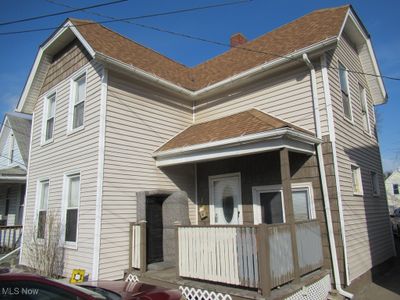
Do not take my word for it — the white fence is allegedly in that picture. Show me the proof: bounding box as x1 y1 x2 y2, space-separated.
178 226 258 288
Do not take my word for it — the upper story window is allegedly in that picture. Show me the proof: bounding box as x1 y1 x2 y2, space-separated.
8 134 15 164
37 180 49 239
359 84 370 133
393 184 399 195
371 171 380 196
351 165 363 195
339 62 352 120
43 93 56 143
70 73 86 130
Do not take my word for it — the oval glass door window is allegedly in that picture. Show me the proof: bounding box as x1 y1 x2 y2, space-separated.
222 186 234 223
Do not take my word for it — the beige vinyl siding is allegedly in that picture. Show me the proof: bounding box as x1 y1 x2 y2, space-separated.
327 37 394 282
99 72 194 280
21 60 103 278
194 65 316 134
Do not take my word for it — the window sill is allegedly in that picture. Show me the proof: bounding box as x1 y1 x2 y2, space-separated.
353 192 364 197
63 242 78 250
41 138 54 147
343 116 354 126
67 125 85 137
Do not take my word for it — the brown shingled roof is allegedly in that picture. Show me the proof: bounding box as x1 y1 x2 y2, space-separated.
157 109 312 152
70 5 349 91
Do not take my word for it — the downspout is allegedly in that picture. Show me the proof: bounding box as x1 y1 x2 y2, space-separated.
302 53 353 299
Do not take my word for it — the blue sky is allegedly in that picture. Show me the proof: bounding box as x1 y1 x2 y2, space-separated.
1 0 399 171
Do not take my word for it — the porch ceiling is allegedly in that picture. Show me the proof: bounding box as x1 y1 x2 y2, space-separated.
153 109 321 167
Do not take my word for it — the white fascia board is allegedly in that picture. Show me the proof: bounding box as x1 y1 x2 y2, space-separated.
154 128 320 158
0 176 26 182
17 21 95 113
96 37 337 100
154 129 320 167
156 137 315 167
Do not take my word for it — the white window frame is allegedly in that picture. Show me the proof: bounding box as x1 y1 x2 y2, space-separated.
35 179 50 240
68 70 87 134
370 171 380 197
62 172 81 249
393 184 399 195
8 133 15 164
351 165 363 196
338 61 353 122
252 184 286 225
41 91 57 145
291 182 316 221
209 172 243 225
358 83 371 134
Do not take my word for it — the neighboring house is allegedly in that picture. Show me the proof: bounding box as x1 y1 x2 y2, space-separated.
385 169 400 213
15 4 393 299
0 113 31 226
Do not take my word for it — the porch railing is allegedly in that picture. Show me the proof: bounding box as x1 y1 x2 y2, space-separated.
0 225 23 252
178 226 258 287
177 220 323 295
128 221 146 273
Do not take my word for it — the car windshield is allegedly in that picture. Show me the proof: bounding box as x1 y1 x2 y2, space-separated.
48 278 108 299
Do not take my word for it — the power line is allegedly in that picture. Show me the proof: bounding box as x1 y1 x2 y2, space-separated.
0 153 26 168
0 0 128 26
0 0 252 35
42 0 400 82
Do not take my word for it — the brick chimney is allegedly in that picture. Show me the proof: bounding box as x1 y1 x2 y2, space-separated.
230 33 247 48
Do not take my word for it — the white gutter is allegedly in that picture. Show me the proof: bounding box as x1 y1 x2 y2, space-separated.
321 54 351 286
303 53 353 299
95 37 338 100
153 128 320 158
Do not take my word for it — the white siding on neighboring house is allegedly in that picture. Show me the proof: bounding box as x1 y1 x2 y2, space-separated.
99 71 195 280
385 170 400 213
21 60 103 278
0 127 23 169
327 37 393 282
194 65 316 134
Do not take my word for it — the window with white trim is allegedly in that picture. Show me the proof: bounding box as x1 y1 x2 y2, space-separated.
64 174 80 244
339 62 352 120
393 184 399 195
359 84 370 133
351 165 363 195
292 183 315 221
37 180 49 239
71 74 86 130
44 93 56 142
8 134 15 164
371 171 380 196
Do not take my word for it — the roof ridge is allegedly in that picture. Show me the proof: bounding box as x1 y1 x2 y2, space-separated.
190 5 349 70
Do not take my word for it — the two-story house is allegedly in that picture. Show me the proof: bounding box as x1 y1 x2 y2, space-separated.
0 112 31 227
16 5 393 299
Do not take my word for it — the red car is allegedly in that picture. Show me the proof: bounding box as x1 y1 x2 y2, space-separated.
0 273 182 300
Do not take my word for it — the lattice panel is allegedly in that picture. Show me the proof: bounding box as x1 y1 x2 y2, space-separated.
285 274 331 300
125 274 139 283
179 286 232 300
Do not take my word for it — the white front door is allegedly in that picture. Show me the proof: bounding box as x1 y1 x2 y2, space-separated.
209 173 242 225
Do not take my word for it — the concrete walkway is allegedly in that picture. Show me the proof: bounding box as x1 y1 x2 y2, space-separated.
353 236 400 300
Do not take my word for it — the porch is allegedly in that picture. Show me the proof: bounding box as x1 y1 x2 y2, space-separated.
127 110 331 298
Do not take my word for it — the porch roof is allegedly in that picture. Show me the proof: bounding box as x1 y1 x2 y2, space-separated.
153 109 321 167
